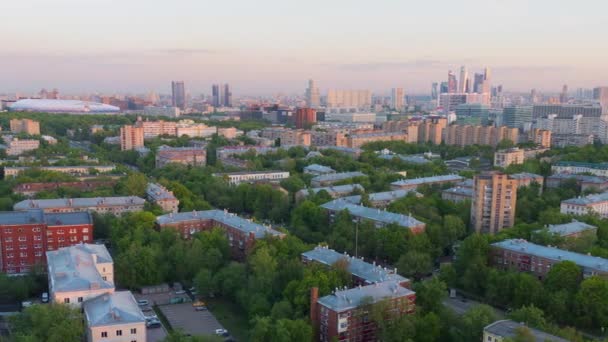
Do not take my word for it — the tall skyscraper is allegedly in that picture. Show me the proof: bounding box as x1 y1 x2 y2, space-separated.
593 87 608 114
482 67 491 94
447 71 457 93
440 82 449 94
458 66 470 93
471 171 517 234
306 80 320 108
431 83 439 100
223 84 232 107
171 81 186 110
391 88 405 111
503 106 533 129
560 84 568 104
473 73 485 93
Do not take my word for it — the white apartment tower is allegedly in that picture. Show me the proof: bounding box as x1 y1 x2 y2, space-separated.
306 80 321 108
391 88 405 111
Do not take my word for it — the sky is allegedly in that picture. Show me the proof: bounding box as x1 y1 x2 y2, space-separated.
1 0 607 96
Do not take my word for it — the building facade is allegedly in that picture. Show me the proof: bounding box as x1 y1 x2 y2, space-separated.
14 197 145 215
155 146 206 168
213 171 289 185
146 183 179 213
10 119 40 135
119 125 144 151
471 172 517 234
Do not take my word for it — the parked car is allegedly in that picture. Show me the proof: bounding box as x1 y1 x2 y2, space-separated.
194 306 207 311
141 306 154 312
21 301 33 308
175 290 186 295
146 319 161 329
192 300 206 307
41 292 49 303
145 315 158 321
137 299 149 306
215 329 228 336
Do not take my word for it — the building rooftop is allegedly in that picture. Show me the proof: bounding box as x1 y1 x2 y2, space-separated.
561 191 608 206
46 243 114 293
157 145 205 152
492 239 608 272
297 184 364 197
156 209 285 239
342 189 421 205
548 173 608 184
548 220 597 237
14 196 145 210
554 161 608 169
304 164 335 174
457 179 474 188
213 170 289 176
83 291 145 327
0 209 44 225
44 211 93 226
379 154 430 165
509 172 543 180
484 320 568 342
321 199 425 229
391 174 464 187
317 146 363 154
302 246 408 285
312 171 366 183
442 187 473 197
146 183 177 201
317 280 414 312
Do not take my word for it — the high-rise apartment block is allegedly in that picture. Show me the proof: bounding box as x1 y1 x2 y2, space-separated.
9 119 40 135
171 81 186 110
119 124 144 151
295 108 317 129
594 87 608 114
391 88 405 111
326 89 372 109
458 66 470 93
306 80 321 108
470 171 517 234
417 117 447 145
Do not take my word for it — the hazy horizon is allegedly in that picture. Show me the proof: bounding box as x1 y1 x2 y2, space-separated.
2 0 607 96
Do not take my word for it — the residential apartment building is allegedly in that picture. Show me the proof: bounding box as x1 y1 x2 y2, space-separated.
311 130 349 147
46 243 145 342
527 128 552 148
146 183 179 213
417 117 447 145
311 171 366 187
552 161 608 177
317 146 363 159
143 106 181 118
547 220 597 239
341 189 422 208
494 148 525 168
483 320 568 342
490 239 608 279
3 165 116 177
217 127 241 139
119 125 144 151
471 172 517 234
326 89 372 109
509 172 544 189
441 186 473 203
390 174 464 191
551 133 594 147
561 192 608 217
9 119 40 135
175 120 217 138
213 170 289 185
546 174 608 192
295 184 364 203
134 117 177 139
155 146 206 168
13 180 117 197
2 136 40 156
311 280 415 342
321 199 426 233
156 210 285 259
444 125 519 147
14 196 145 215
347 132 408 148
0 210 93 274
295 108 317 129
303 164 336 176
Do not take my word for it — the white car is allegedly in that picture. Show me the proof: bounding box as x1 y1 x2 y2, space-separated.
174 290 186 295
137 299 149 306
215 329 228 336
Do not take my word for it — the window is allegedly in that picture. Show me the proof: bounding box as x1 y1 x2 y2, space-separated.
83 236 89 241
32 227 41 233
130 328 137 334
64 298 70 304
101 331 108 338
116 330 122 336
34 251 42 257
4 228 12 233
34 235 42 241
18 236 26 242
83 228 89 233
78 297 83 303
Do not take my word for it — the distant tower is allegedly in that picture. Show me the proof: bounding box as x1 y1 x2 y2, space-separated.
391 88 405 111
482 67 491 94
440 82 449 94
560 84 568 104
224 84 232 107
448 71 458 93
458 66 469 93
431 83 439 100
171 81 186 109
306 80 320 108
594 87 608 114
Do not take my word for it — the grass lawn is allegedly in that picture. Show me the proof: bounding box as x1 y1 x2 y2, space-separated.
206 297 249 341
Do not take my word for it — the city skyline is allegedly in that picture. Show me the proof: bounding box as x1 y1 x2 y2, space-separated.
2 0 607 95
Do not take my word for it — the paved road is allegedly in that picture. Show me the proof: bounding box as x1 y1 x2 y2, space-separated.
146 324 167 342
160 302 224 337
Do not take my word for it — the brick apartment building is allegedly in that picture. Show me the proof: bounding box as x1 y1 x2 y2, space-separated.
3 165 116 178
146 183 179 213
13 180 118 197
490 239 608 279
0 210 93 274
9 118 40 135
14 196 145 215
155 145 206 168
156 210 285 260
311 172 366 187
471 172 517 235
119 124 144 151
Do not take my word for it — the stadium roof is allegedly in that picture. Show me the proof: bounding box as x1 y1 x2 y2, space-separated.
302 246 408 284
156 209 284 239
83 291 145 327
317 280 414 312
492 239 608 272
9 99 120 114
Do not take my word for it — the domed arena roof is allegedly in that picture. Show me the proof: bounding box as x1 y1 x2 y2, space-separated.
9 99 120 114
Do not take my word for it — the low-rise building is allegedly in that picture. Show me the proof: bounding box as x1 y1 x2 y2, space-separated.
155 145 206 168
547 219 597 239
9 119 40 135
311 171 366 187
3 165 116 177
304 164 336 176
213 170 289 186
156 210 285 259
321 199 426 233
552 161 608 177
0 210 93 274
441 186 473 203
146 183 179 213
561 192 608 217
490 239 608 279
509 172 544 188
176 120 217 138
13 180 117 197
546 174 608 192
83 291 146 342
295 184 364 202
483 320 568 342
2 136 40 156
494 148 525 168
143 106 181 118
341 189 422 208
14 196 145 215
346 132 408 148
317 146 362 158
390 174 464 191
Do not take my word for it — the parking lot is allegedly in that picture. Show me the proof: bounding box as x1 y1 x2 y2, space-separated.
159 302 225 337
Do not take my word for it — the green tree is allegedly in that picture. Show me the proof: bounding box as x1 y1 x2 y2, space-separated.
413 277 447 314
11 304 84 342
544 261 582 294
116 172 148 197
397 251 433 279
575 276 608 329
